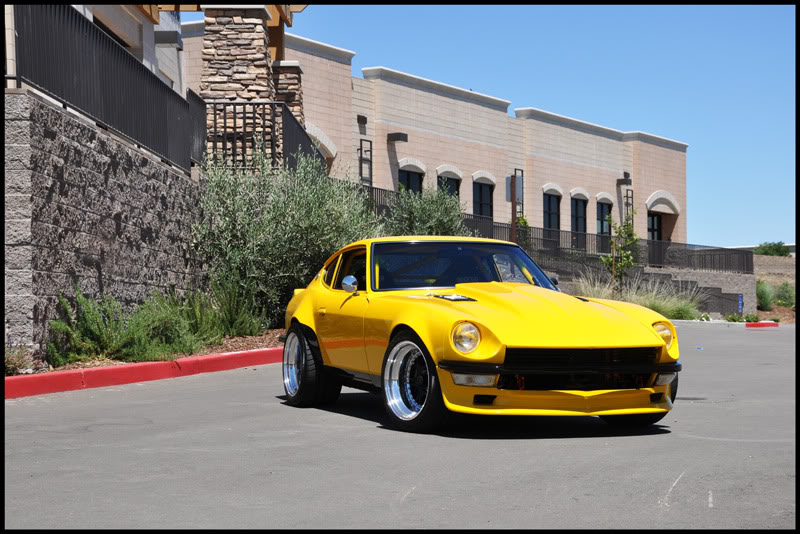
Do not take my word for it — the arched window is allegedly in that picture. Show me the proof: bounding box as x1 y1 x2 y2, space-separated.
472 171 496 218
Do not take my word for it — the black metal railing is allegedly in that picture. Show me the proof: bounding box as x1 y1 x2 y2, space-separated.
187 89 207 165
282 105 326 171
13 4 204 172
360 183 753 274
206 100 325 171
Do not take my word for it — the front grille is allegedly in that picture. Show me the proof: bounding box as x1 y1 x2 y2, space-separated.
503 347 659 369
498 347 660 391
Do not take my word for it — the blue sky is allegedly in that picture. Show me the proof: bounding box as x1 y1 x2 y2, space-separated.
184 6 796 247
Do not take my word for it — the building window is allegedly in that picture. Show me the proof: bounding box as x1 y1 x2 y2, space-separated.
438 175 460 197
570 198 587 250
543 193 560 230
571 198 587 233
473 182 493 217
597 202 612 235
597 202 612 253
399 169 423 193
647 212 662 241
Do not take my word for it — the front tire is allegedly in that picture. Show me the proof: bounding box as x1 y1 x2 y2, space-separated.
282 323 342 407
381 330 448 433
600 374 679 427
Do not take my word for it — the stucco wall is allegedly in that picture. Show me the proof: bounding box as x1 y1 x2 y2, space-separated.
4 90 203 355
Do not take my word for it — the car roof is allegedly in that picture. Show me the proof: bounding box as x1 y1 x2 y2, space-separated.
322 236 517 266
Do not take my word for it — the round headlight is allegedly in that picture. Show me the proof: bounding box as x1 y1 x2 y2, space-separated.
453 322 481 354
653 323 673 349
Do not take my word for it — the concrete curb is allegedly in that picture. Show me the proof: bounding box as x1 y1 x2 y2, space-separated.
673 320 783 327
4 347 283 400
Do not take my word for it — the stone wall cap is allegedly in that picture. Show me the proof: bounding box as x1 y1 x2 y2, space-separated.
273 60 303 73
514 107 688 150
285 33 356 61
362 66 511 110
200 6 272 18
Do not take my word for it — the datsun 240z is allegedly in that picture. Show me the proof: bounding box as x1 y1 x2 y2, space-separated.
282 236 681 433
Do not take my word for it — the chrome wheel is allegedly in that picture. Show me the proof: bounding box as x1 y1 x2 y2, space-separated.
283 331 303 397
384 340 430 421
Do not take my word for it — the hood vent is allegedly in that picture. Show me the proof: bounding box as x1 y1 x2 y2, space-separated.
433 294 476 302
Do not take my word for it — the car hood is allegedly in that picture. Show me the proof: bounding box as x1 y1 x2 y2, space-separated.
413 282 663 348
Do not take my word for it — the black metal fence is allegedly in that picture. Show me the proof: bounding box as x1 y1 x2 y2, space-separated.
282 105 327 171
187 89 207 165
206 100 325 171
12 4 204 172
361 183 753 274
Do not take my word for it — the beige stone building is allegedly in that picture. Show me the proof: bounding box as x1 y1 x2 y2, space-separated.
185 29 688 243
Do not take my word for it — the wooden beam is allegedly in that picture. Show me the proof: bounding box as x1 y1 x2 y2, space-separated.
135 5 160 24
157 5 203 11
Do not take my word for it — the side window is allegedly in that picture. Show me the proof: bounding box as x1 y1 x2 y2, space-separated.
333 248 368 291
322 255 340 288
492 254 529 283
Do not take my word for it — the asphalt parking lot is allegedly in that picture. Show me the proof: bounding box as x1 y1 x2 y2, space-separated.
4 323 795 529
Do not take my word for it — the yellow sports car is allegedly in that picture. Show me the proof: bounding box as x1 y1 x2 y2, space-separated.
283 236 681 433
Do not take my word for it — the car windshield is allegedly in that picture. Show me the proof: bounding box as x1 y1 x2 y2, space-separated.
371 242 556 291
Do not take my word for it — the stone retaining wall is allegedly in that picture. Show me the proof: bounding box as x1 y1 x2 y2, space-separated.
5 90 203 358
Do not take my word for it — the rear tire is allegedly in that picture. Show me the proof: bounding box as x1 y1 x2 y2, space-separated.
600 374 679 427
282 323 342 407
380 330 448 433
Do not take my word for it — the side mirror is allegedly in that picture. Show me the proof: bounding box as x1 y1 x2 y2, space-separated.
550 276 560 291
342 275 359 295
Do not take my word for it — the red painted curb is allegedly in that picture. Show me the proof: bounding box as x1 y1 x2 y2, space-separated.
745 322 780 328
5 347 283 400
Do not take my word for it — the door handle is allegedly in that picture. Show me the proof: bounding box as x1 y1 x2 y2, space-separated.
318 307 326 316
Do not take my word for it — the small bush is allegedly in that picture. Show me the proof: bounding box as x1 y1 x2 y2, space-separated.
756 279 775 311
46 287 127 367
384 177 474 237
753 241 791 256
774 282 795 307
770 317 781 323
573 270 704 320
211 274 265 337
699 313 711 322
5 346 30 376
744 313 760 322
725 313 744 322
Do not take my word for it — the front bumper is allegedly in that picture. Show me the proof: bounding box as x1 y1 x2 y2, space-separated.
437 360 681 416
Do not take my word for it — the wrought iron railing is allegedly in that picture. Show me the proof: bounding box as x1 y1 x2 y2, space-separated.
12 4 204 172
361 184 753 274
205 100 325 171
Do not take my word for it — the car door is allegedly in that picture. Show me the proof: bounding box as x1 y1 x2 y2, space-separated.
315 246 370 373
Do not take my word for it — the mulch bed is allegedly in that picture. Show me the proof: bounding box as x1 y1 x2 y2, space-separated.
757 305 795 324
23 328 287 375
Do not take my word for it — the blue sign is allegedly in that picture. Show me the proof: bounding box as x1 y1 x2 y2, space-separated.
738 294 743 313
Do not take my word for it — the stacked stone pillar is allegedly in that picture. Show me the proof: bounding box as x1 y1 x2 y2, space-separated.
200 8 275 165
272 60 304 163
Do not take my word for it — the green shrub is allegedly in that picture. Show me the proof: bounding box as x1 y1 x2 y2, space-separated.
46 287 127 367
774 282 795 307
193 153 383 328
46 286 227 366
699 313 711 322
384 177 474 237
756 279 775 311
211 274 265 337
753 241 791 256
725 313 744 322
744 313 760 322
770 317 781 323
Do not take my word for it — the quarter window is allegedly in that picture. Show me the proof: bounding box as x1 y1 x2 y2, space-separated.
322 256 339 287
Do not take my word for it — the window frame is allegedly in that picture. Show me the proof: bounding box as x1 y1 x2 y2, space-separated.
571 197 587 233
597 202 612 235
